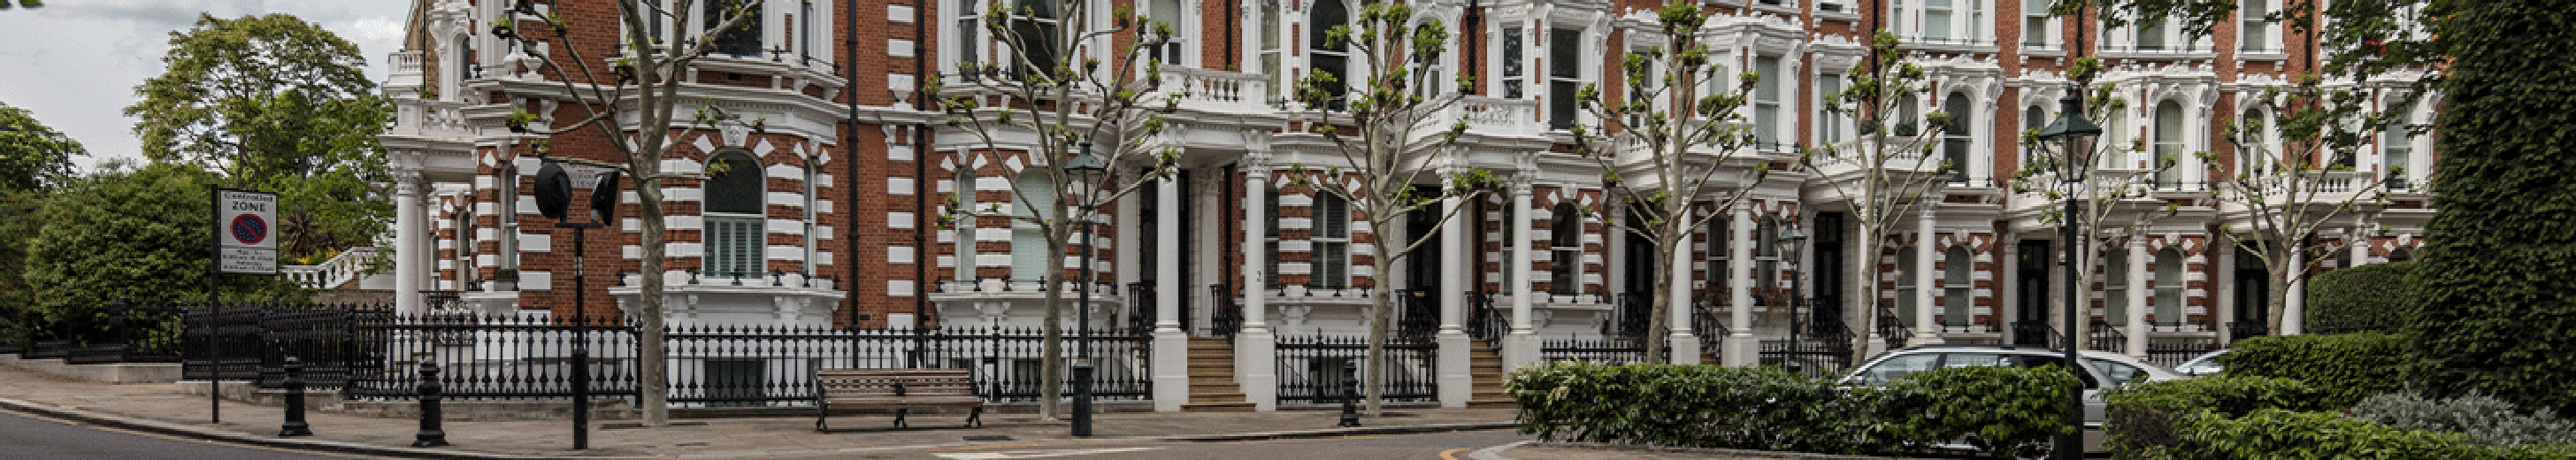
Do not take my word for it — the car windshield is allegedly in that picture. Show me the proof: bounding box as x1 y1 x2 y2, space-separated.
2085 358 2149 386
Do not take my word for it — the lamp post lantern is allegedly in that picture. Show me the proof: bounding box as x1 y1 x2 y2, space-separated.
2036 83 2103 460
1066 141 1108 437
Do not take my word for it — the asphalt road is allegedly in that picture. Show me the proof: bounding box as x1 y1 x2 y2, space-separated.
756 429 1537 460
0 409 356 459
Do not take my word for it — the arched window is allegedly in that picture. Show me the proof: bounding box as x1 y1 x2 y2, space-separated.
1010 173 1058 281
1550 202 1583 295
1309 0 1351 110
2153 248 2184 326
2236 107 2267 179
2104 249 2128 326
2388 247 2414 263
2154 101 2187 188
1944 247 1973 327
705 150 766 277
1943 93 1974 183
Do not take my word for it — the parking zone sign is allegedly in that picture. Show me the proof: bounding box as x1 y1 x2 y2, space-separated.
216 189 278 274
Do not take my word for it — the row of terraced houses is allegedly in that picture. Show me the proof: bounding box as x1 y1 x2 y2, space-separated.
334 0 2433 410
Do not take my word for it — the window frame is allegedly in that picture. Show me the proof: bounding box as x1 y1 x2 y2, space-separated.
1311 192 1351 289
2103 248 2128 326
1546 27 1584 131
705 150 768 278
1944 246 1974 327
1550 202 1583 296
1942 92 1974 183
2153 100 2188 188
2152 248 2183 327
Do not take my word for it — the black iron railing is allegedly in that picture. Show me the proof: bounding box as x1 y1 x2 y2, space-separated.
1126 282 1155 334
1760 324 1854 378
2089 322 2129 353
165 310 1153 406
61 302 189 365
1539 337 1653 364
1394 289 1438 341
1692 297 1729 357
1209 284 1242 338
1467 291 1508 349
1275 334 1436 405
2144 337 2221 369
1878 306 1913 349
1614 293 1652 339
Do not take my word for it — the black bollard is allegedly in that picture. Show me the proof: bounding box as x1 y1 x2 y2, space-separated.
412 357 449 448
1338 360 1361 427
1070 361 1094 437
278 356 312 437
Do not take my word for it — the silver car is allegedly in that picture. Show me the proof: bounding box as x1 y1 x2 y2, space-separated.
1837 345 2185 427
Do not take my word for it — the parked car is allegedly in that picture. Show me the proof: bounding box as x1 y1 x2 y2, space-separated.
2173 349 2229 377
1838 345 2185 427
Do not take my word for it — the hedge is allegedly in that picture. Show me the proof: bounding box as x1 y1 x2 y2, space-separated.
2304 260 2418 331
2101 377 2331 457
2167 409 2576 459
1508 362 2074 457
2223 333 2409 408
2412 0 2576 417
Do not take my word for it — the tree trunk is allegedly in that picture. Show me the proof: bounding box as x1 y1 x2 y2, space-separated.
637 172 671 426
1039 237 1067 419
1364 242 1392 416
1643 244 1672 364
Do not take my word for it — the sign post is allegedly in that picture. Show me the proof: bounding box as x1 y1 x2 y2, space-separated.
210 188 278 424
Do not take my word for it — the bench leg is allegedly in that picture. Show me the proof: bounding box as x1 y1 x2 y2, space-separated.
815 401 830 433
893 408 908 428
965 407 984 428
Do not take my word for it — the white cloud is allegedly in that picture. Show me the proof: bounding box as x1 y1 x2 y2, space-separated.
0 1 411 172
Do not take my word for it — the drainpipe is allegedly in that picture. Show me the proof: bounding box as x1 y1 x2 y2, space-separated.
913 0 937 361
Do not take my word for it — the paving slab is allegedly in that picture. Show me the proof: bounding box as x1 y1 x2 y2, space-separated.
0 364 1518 458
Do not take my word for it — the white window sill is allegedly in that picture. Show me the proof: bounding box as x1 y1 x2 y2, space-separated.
2236 51 2289 61
2098 50 2220 60
1751 3 1801 16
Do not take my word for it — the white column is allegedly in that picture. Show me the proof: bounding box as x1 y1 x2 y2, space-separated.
1439 196 1468 334
1667 208 1699 364
1503 183 1540 372
1156 178 1182 331
2215 242 2237 342
1436 195 1471 408
2282 244 2305 335
1192 171 1223 333
2127 238 2150 357
2350 233 2373 267
1913 211 1942 345
394 172 426 317
1236 167 1276 410
1723 208 1756 366
1151 176 1187 411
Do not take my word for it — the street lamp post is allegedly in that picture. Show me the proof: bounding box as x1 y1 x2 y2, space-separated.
1775 221 1808 372
2036 84 2104 460
1066 142 1108 437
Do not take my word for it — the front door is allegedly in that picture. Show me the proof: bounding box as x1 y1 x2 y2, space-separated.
2014 240 2052 347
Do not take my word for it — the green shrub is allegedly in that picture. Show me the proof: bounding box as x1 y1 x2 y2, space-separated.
1509 362 2074 457
2351 392 2576 447
2306 260 2419 330
2225 333 2410 407
2168 409 2576 459
2100 377 2331 457
1882 365 2076 458
1508 362 1887 453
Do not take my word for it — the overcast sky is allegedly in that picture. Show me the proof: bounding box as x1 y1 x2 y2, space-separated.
0 1 411 173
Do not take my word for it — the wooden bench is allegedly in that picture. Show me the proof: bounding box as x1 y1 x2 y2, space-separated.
814 368 985 431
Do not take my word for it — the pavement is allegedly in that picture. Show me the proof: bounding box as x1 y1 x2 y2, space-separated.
0 364 1537 458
